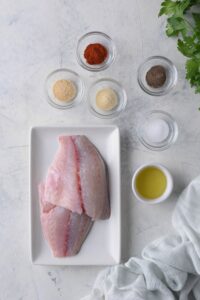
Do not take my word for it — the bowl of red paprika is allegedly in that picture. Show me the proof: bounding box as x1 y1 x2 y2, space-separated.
76 31 116 72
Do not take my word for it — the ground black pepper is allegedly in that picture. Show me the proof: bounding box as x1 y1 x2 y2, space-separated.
146 65 166 88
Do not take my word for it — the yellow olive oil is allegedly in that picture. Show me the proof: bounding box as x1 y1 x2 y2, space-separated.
135 166 167 200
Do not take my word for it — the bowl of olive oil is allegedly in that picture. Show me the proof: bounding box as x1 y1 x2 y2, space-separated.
132 163 173 204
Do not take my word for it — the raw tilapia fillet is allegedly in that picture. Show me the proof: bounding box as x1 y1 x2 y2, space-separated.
38 135 110 257
43 135 110 220
39 183 93 257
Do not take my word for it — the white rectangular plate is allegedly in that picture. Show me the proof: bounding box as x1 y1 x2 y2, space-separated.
30 125 121 265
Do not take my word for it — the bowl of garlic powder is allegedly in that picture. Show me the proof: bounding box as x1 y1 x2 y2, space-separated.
45 69 84 109
88 78 127 118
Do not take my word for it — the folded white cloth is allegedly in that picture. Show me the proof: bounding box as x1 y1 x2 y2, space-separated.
82 176 200 300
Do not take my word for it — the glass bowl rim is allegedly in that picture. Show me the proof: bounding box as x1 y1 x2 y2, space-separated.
137 55 178 96
88 77 127 119
137 110 179 151
76 31 116 72
45 68 85 110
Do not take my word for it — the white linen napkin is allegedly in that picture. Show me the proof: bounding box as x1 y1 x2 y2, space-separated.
82 176 200 300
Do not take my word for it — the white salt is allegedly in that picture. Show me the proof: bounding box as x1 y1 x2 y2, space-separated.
143 118 169 143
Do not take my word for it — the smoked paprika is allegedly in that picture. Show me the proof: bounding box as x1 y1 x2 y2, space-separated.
84 43 108 65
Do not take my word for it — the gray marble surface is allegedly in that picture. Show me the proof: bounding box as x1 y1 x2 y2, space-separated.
1 0 200 299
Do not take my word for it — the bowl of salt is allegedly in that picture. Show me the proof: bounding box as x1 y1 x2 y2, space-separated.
137 110 178 151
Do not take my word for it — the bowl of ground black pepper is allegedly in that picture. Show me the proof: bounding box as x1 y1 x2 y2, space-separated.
76 31 116 72
137 56 178 96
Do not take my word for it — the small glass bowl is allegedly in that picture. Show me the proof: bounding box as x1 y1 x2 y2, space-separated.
137 110 178 151
45 69 84 109
76 31 116 72
88 78 127 119
137 56 178 96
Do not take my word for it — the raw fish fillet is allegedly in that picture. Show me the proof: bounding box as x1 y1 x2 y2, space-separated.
43 135 110 220
43 136 83 215
73 136 110 219
38 135 110 257
39 183 93 257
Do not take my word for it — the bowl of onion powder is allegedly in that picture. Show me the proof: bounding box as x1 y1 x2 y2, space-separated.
45 69 84 109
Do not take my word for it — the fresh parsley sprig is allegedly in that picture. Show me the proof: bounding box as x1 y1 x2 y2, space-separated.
159 0 200 93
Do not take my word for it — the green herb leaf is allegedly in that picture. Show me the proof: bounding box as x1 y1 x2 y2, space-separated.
159 0 190 17
193 13 200 30
159 0 179 16
166 16 190 36
186 58 200 93
178 36 200 57
160 0 200 96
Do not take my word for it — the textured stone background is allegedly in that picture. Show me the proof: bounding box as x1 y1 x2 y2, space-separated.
0 0 199 299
